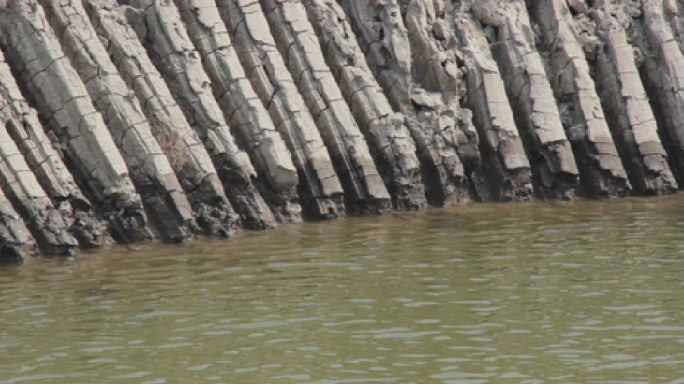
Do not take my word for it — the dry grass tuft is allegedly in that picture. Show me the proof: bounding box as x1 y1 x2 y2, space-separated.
149 118 189 171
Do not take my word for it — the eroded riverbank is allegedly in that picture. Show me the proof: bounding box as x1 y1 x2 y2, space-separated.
1 0 684 261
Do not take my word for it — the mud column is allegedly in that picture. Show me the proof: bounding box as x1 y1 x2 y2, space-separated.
40 0 198 242
472 0 580 199
130 0 301 224
0 114 78 255
125 0 277 229
175 0 337 220
84 0 240 237
0 1 152 243
0 187 37 264
452 10 534 201
0 49 110 248
403 0 502 200
252 0 391 214
303 0 426 210
341 0 474 205
589 3 677 195
531 0 631 198
634 0 684 185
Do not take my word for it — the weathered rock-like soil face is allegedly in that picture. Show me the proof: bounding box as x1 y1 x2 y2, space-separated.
0 0 681 262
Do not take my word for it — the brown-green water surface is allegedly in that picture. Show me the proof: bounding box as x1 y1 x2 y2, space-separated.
1 195 683 383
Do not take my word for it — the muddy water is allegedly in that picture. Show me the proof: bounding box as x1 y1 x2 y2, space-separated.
0 195 682 384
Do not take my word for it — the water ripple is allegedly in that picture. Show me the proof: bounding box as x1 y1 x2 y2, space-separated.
0 195 682 383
